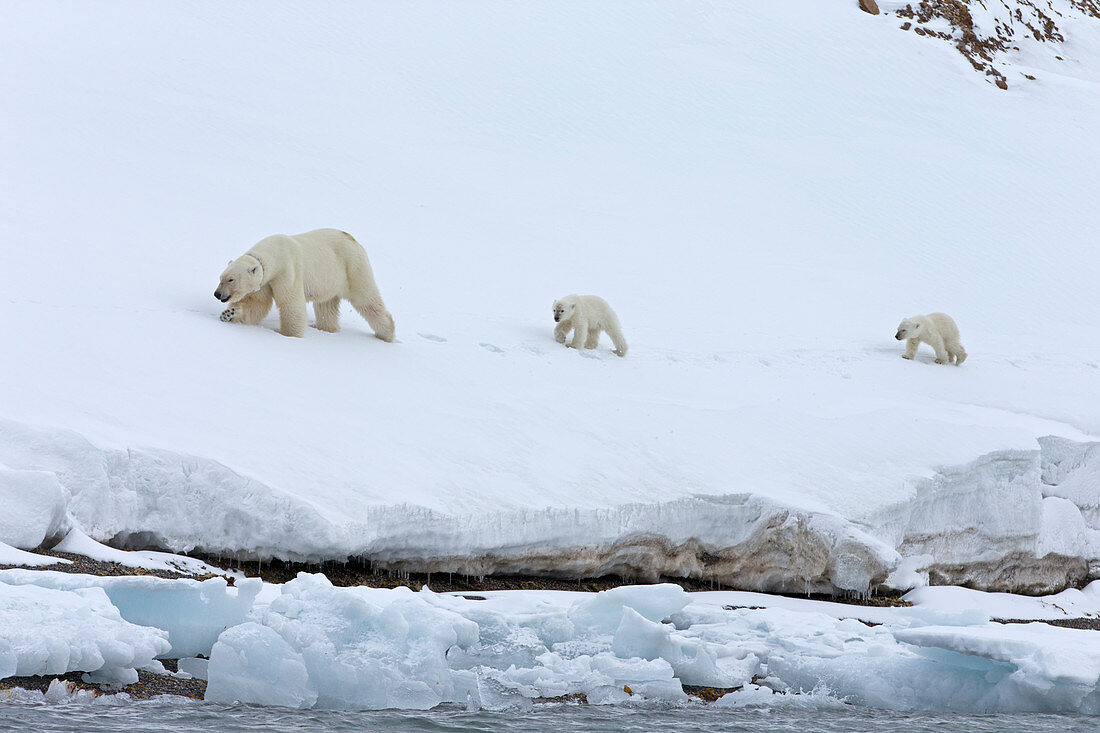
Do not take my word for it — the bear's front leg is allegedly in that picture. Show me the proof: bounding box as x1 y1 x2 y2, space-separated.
903 338 919 359
554 321 571 344
570 323 588 350
226 289 274 326
274 289 308 337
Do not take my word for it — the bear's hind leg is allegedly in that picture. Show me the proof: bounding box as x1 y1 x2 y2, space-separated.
314 297 341 333
947 339 967 365
929 335 949 364
351 298 396 342
584 327 602 349
607 324 628 357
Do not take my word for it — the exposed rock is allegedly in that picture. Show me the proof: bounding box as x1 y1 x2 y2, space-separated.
879 0 1100 88
927 552 1087 595
859 0 880 15
0 667 206 700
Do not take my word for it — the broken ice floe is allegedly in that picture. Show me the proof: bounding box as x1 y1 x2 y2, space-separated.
200 575 1100 713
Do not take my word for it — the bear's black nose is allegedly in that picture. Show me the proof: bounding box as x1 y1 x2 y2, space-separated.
554 315 560 322
895 332 904 340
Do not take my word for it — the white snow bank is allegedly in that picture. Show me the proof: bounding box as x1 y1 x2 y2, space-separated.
5 418 1098 595
867 442 1100 593
904 581 1100 621
0 582 168 683
0 570 261 658
0 465 69 550
52 528 225 576
0 541 68 569
206 577 1100 712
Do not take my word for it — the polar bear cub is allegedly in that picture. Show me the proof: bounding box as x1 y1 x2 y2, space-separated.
895 312 966 365
553 294 628 357
215 228 395 340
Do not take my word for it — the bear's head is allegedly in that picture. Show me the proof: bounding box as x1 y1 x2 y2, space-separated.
552 298 576 323
215 256 264 303
895 318 923 341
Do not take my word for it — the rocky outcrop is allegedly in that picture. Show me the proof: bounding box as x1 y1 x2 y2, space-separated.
873 0 1100 88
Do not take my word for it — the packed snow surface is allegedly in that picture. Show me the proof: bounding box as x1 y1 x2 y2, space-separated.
1 1 1099 592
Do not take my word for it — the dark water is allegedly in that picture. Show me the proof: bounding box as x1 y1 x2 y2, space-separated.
0 700 1096 733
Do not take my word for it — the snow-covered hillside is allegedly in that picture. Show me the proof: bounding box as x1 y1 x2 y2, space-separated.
1 1 1099 594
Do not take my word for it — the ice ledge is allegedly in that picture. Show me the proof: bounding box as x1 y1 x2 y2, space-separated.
0 419 1097 596
345 498 896 595
868 438 1100 594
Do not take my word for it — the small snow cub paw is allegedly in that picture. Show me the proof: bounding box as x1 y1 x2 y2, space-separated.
220 307 238 323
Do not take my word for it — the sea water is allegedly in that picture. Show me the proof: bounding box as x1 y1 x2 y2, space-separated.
0 700 1095 733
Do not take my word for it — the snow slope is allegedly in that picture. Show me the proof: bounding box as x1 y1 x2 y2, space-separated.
1 1 1099 592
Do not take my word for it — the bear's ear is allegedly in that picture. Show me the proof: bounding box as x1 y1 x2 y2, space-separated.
248 266 258 274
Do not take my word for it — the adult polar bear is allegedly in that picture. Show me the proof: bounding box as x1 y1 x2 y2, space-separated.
215 229 395 340
553 294 628 357
895 312 966 365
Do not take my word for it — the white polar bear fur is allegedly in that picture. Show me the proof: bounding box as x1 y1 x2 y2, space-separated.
215 228 395 340
895 312 966 365
553 294 628 357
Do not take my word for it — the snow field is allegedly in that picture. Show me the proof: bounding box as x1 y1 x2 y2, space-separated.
1 2 1099 591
